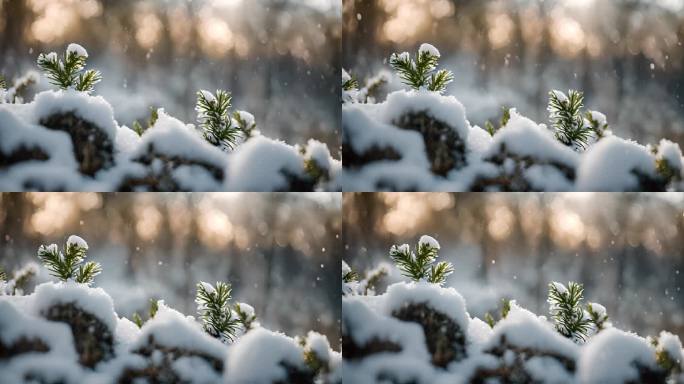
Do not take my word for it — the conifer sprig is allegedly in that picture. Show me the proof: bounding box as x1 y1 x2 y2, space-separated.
0 75 6 90
586 302 609 332
196 281 240 343
548 282 591 342
37 236 101 285
389 44 453 93
389 235 453 285
233 302 257 331
37 45 101 93
196 89 241 150
548 90 590 149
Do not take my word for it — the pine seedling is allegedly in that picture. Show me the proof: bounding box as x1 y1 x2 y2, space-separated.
0 266 6 282
0 75 6 90
132 107 159 136
389 235 453 285
37 236 101 285
233 302 257 331
342 70 359 91
132 299 160 328
483 298 512 328
196 89 241 150
196 281 240 343
37 44 101 93
548 90 590 150
548 282 591 342
342 261 359 283
585 111 609 139
484 107 511 136
389 44 453 93
586 302 609 332
233 110 257 139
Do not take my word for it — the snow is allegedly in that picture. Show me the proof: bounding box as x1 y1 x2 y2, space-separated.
200 90 216 103
485 110 579 169
587 110 607 127
0 107 77 168
1 85 338 191
224 328 307 383
657 331 683 368
31 281 118 332
304 138 332 171
226 136 307 191
66 235 88 250
588 302 606 318
66 43 88 58
550 89 569 103
198 281 216 294
485 303 579 359
657 139 683 173
550 281 568 294
31 90 119 141
577 328 658 383
576 136 658 191
0 300 78 359
419 43 441 58
133 302 226 361
418 235 440 250
132 110 227 170
304 330 332 362
382 282 469 330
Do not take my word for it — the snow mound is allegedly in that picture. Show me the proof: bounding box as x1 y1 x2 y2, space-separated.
132 303 226 361
577 328 663 383
224 328 311 383
576 136 662 191
31 281 117 332
31 90 118 141
226 136 312 191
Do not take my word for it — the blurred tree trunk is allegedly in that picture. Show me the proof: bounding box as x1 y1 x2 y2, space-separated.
1 0 29 72
0 194 30 265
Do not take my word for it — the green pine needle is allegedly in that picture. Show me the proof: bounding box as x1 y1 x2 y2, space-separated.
37 238 100 285
389 237 453 285
196 281 240 343
0 75 6 90
548 90 590 150
342 75 359 91
389 46 453 93
196 90 241 150
548 281 591 342
37 47 101 93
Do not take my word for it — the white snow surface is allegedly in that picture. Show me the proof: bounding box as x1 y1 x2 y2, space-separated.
485 110 579 169
225 136 306 191
133 302 226 361
419 43 441 58
381 282 469 330
31 90 118 141
577 328 658 383
31 281 118 331
576 136 658 191
66 43 88 58
224 328 307 383
657 331 683 369
66 235 88 250
418 235 440 250
657 138 683 173
1 91 338 191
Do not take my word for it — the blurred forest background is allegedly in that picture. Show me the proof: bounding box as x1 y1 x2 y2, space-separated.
345 193 684 339
0 0 341 151
0 192 342 348
344 0 684 147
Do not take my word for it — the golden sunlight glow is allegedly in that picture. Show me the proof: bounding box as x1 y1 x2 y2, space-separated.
488 13 514 50
198 10 233 57
550 15 586 57
487 205 514 241
551 209 586 248
198 209 233 249
29 193 78 235
136 206 162 241
135 11 163 50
